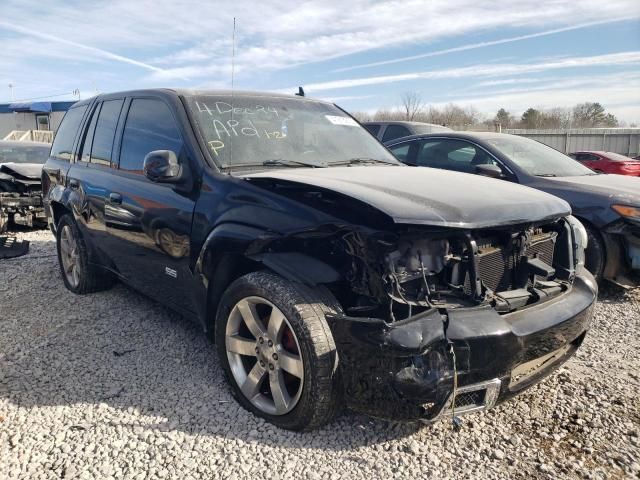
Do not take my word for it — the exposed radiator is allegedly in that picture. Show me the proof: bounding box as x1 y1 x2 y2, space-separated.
464 231 557 294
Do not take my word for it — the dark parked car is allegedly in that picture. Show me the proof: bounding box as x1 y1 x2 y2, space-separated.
43 89 596 430
363 121 451 143
385 132 640 286
568 151 640 176
0 140 50 232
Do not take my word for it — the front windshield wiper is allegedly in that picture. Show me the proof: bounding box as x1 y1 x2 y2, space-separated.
334 157 399 166
535 173 558 177
261 158 326 168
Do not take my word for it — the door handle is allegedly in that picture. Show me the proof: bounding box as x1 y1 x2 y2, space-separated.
109 193 123 204
68 178 79 189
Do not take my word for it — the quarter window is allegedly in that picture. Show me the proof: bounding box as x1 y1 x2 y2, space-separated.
50 105 88 161
381 125 411 142
364 124 381 136
119 99 183 174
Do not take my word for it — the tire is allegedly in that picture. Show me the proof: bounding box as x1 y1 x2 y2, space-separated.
215 271 342 431
56 214 115 294
584 225 605 281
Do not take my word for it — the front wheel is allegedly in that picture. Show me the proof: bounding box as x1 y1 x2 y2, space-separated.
215 271 342 431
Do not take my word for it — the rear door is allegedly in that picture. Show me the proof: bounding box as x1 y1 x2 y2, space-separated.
102 96 197 312
68 97 126 258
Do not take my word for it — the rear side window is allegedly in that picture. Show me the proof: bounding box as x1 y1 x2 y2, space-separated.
50 105 88 161
119 99 183 174
91 99 124 166
382 125 411 142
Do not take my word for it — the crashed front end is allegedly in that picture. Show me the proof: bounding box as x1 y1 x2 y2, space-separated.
0 164 46 232
319 216 596 422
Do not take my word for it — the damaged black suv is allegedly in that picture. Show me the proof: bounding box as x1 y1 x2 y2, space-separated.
43 89 597 431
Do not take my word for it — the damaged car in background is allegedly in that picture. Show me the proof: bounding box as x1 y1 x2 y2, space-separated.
0 140 50 233
42 89 597 431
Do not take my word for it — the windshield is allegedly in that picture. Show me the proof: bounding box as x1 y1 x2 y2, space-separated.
0 144 50 164
486 135 594 177
185 95 399 168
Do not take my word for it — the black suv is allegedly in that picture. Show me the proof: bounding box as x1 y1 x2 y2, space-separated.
43 89 596 431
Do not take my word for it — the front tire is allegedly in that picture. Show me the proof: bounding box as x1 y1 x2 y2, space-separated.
215 271 342 431
56 214 115 294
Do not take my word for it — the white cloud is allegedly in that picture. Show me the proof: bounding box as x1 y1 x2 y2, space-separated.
284 51 640 93
332 17 639 73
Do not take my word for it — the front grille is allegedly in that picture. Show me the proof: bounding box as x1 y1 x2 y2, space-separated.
464 231 557 294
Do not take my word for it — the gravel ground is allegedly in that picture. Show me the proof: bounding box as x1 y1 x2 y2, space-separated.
1 230 639 479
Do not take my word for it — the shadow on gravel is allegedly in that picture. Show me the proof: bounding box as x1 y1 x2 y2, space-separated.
0 237 423 450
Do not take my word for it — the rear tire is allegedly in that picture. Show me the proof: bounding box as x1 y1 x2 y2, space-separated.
215 271 343 431
584 225 605 281
56 214 115 294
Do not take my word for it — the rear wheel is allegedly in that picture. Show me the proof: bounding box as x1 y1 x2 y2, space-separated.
215 271 342 431
584 225 605 280
56 214 115 294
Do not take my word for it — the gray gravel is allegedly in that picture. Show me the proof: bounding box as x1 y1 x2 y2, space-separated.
1 230 639 479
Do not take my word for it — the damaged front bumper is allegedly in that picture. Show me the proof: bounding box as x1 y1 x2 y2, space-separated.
328 271 597 422
602 220 640 286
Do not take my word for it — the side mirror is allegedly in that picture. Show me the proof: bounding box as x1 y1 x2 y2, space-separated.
475 164 503 179
143 150 182 183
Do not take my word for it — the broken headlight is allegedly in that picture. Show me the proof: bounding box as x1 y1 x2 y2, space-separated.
566 215 588 270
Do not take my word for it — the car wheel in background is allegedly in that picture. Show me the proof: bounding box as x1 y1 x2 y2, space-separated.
215 271 342 431
55 214 115 294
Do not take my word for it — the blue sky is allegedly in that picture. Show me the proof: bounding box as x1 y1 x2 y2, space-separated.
1 1 639 122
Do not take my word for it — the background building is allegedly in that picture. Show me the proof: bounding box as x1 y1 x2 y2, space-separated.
0 101 75 140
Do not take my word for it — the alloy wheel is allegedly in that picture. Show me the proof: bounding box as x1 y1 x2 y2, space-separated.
225 296 305 416
59 225 81 288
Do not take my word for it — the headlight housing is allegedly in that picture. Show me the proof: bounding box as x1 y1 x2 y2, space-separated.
566 215 588 270
611 204 640 221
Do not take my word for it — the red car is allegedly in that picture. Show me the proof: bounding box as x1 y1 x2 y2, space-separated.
569 151 640 176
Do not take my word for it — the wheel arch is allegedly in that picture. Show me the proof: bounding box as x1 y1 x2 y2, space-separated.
195 222 343 337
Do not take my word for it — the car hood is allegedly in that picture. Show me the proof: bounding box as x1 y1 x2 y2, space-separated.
243 166 571 228
544 174 640 205
0 162 43 180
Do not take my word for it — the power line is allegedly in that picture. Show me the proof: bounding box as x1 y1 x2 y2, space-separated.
2 91 77 103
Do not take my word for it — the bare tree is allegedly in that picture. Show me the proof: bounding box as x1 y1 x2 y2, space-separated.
400 91 424 121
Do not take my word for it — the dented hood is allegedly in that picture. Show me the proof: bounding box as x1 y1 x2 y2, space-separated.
244 166 571 228
0 162 43 180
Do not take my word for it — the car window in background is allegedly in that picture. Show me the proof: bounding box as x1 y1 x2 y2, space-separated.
50 105 88 161
186 96 399 168
91 99 124 166
364 124 381 136
381 125 411 142
119 99 183 174
0 144 50 164
486 136 594 177
414 139 498 173
389 144 411 162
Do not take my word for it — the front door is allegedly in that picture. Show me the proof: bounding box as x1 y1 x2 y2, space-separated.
104 97 197 313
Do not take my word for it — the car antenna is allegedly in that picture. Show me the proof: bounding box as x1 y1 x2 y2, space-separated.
295 86 305 97
229 16 236 169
